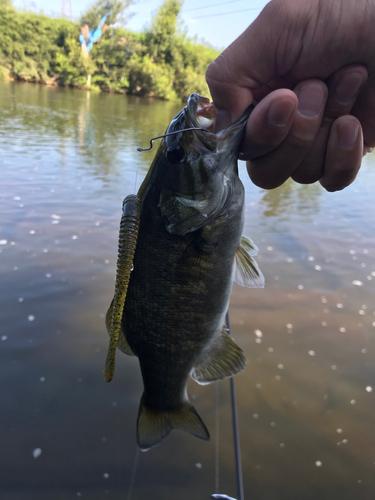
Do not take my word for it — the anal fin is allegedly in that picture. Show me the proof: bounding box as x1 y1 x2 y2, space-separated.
105 299 134 356
191 328 246 385
233 235 265 288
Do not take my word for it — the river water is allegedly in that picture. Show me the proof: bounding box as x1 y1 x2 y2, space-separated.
1 82 375 500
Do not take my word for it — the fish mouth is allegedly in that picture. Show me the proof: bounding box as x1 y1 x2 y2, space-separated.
187 94 216 131
186 93 252 147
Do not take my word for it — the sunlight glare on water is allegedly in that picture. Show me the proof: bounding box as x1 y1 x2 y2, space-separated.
1 81 375 500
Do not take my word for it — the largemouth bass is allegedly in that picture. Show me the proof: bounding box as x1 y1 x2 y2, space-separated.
105 94 264 451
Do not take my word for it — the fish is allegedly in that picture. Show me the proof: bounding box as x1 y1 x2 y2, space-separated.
104 93 264 451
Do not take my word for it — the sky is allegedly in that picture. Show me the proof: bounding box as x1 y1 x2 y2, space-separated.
14 0 270 49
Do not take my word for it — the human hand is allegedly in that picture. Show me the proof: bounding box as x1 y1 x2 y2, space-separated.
206 0 375 191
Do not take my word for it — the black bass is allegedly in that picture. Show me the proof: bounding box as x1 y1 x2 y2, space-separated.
105 94 264 451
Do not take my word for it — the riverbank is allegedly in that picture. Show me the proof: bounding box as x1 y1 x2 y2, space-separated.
0 0 219 101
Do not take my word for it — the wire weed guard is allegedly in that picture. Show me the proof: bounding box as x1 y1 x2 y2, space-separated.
136 128 208 152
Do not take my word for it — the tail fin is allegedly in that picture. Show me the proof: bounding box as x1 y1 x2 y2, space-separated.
137 396 210 451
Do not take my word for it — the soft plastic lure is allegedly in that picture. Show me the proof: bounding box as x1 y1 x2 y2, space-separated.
104 194 142 382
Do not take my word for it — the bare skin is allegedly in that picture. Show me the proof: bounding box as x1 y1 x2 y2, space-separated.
206 0 375 192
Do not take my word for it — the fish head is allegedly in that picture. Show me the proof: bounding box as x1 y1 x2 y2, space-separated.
151 93 252 235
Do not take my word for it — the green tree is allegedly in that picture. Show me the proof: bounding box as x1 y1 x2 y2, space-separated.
80 0 134 28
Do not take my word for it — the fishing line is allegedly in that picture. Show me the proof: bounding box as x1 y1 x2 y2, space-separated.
134 151 140 194
215 381 220 494
127 446 140 500
136 128 208 152
226 311 244 500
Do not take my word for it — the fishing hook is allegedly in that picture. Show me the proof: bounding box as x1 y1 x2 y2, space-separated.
136 127 208 152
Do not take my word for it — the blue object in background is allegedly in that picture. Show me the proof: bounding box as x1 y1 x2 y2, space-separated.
80 14 108 54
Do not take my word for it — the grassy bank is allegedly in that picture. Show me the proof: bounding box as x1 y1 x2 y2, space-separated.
0 0 219 101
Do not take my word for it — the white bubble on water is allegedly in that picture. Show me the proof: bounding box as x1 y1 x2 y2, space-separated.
315 461 322 467
359 310 365 315
256 383 262 389
33 448 42 458
361 263 367 268
280 443 285 448
322 321 327 326
268 347 274 353
336 428 343 434
298 285 304 290
308 350 315 356
332 365 337 370
253 413 259 419
349 250 356 255
350 399 356 405
275 375 281 381
43 248 48 253
364 249 369 254
278 364 284 370
95 221 100 226
18 297 24 302
266 246 273 251
1 335 8 341
366 386 373 393
52 220 59 224
40 377 45 382
255 338 262 344
286 257 294 263
254 329 262 338
0 240 8 245
29 230 35 235
13 196 21 201
72 235 78 240
342 439 348 444
286 323 293 329
337 303 343 309
51 214 61 220
28 315 35 322
321 296 327 303
323 309 329 314
362 304 368 310
104 259 109 264
339 327 346 333
195 463 202 469
372 322 375 327
103 473 109 479
45 273 51 278
352 280 363 286
362 349 367 354
308 256 315 261
270 422 276 427
315 265 322 271
371 272 375 277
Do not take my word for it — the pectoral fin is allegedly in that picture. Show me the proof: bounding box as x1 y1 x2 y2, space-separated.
191 329 246 385
104 195 142 382
233 235 265 288
105 299 134 356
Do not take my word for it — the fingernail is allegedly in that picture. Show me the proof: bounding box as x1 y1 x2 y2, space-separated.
297 83 325 118
336 72 365 102
338 121 360 150
267 99 295 127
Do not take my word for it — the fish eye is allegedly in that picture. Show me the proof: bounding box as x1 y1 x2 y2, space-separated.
166 146 185 164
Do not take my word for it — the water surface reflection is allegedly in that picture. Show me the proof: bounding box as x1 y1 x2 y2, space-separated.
1 82 375 500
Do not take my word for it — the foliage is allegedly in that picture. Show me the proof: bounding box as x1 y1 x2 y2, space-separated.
80 0 134 28
0 0 220 101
